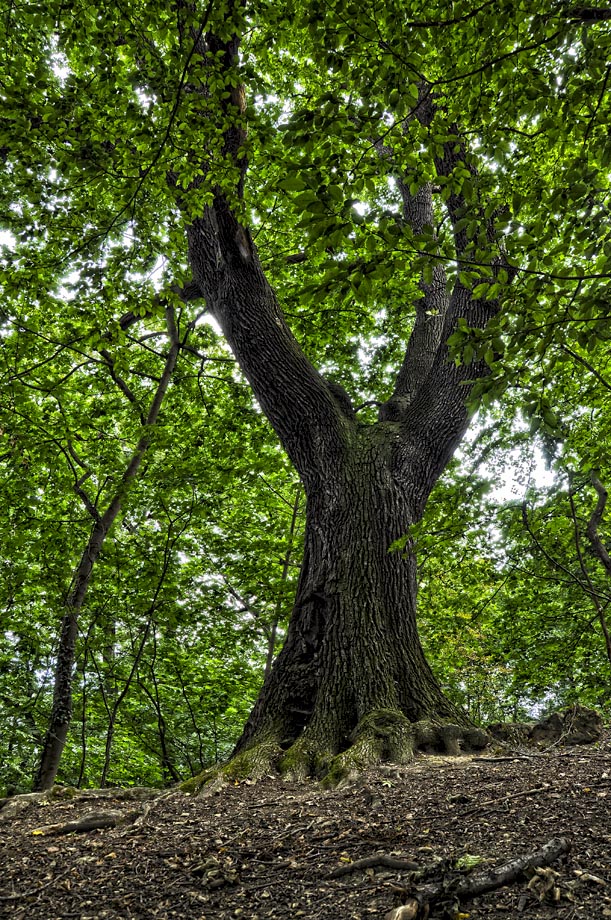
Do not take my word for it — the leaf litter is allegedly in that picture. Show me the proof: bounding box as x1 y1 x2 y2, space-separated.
1 735 610 919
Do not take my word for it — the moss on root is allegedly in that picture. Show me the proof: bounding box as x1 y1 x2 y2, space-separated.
319 709 415 788
278 737 328 781
319 714 490 787
180 742 282 794
178 715 491 794
354 710 416 756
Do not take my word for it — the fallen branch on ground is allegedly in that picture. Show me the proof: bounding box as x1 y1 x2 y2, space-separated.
329 854 419 878
386 837 570 919
460 782 551 816
0 786 159 824
0 868 73 902
31 809 142 836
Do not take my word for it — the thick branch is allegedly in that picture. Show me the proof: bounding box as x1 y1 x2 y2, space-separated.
188 215 350 481
182 7 350 483
395 283 499 515
395 838 570 918
382 87 503 505
586 473 611 576
372 104 447 414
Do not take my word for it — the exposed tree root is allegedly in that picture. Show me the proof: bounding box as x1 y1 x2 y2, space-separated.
180 741 283 794
182 712 490 793
31 809 142 836
317 714 489 788
0 785 158 823
278 735 330 782
317 710 414 788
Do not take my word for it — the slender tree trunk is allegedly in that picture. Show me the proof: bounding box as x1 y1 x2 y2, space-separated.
581 475 611 669
33 308 180 791
34 531 110 791
100 619 152 787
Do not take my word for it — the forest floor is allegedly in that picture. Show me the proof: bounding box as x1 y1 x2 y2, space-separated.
1 734 611 920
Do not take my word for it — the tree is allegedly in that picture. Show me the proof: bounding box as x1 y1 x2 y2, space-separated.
2 1 610 784
32 305 182 790
0 303 294 791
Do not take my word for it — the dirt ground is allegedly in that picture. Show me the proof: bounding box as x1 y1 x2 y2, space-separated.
1 736 610 920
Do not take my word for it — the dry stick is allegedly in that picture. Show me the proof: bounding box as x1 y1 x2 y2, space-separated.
459 783 551 816
246 801 283 808
241 877 300 891
330 854 420 879
483 749 611 761
398 838 570 916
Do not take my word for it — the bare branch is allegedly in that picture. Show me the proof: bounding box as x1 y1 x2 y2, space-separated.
396 838 569 917
586 473 611 575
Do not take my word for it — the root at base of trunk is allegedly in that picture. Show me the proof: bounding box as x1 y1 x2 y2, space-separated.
315 711 489 788
276 710 418 786
181 711 490 793
180 741 283 794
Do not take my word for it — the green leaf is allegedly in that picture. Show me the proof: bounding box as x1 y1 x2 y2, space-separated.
278 176 309 192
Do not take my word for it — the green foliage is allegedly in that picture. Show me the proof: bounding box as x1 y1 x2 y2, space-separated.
417 410 611 723
2 0 611 788
0 298 303 791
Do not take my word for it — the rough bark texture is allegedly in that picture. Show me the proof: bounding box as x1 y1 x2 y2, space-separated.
185 220 496 777
176 9 505 781
233 428 466 766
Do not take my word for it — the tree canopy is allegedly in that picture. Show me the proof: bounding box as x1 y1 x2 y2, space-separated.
1 0 611 792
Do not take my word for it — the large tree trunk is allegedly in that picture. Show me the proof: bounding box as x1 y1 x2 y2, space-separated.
232 429 485 780
176 7 505 783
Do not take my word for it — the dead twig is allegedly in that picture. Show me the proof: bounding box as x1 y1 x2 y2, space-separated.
460 783 550 816
246 801 283 809
329 853 419 878
0 868 73 902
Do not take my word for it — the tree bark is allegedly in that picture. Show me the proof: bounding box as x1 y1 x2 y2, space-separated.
177 6 503 779
265 485 301 679
185 221 495 774
33 307 180 791
232 426 479 775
